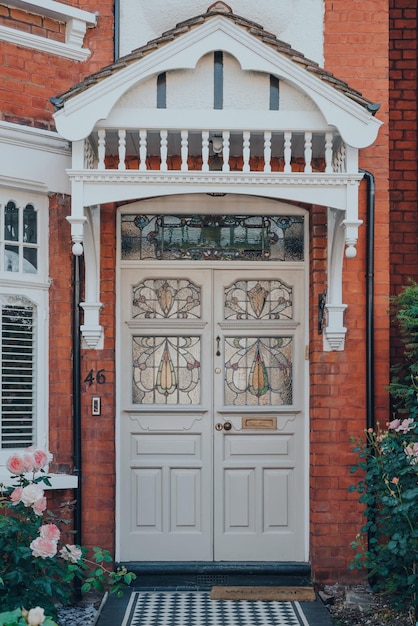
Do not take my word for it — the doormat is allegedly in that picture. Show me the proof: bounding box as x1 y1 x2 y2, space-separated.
210 586 316 602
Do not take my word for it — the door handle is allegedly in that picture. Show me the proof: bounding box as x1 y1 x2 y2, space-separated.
215 335 221 357
215 421 232 431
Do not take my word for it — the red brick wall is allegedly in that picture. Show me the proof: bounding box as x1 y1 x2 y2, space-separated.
389 1 418 360
312 0 391 582
0 0 114 129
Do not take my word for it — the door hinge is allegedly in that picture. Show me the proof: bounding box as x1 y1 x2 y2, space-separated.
305 345 310 360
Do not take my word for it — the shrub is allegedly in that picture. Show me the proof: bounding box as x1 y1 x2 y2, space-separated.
0 447 136 618
349 281 418 617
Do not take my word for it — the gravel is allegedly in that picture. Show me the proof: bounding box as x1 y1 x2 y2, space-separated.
321 584 414 626
57 594 103 626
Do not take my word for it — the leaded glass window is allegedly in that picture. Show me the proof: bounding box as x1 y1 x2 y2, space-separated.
224 336 292 406
132 336 201 404
121 214 304 261
132 279 201 319
224 279 293 320
3 200 38 273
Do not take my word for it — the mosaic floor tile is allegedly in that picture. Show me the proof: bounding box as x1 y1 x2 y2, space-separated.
121 591 310 626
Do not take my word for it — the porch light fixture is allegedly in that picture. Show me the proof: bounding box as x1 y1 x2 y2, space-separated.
212 135 223 154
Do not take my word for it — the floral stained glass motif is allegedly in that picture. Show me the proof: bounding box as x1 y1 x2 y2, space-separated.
224 279 293 320
121 214 304 261
132 279 201 319
132 336 200 404
224 337 292 406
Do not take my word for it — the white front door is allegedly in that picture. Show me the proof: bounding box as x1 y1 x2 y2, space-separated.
119 265 306 562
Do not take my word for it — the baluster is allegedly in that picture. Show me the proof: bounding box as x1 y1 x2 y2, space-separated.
304 131 312 173
325 132 333 173
202 131 209 172
284 132 292 173
118 129 126 170
181 130 189 171
160 130 168 171
263 131 272 173
139 130 147 171
243 131 250 172
97 129 105 170
222 131 230 172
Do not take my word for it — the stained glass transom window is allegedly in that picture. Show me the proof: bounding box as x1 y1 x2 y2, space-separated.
132 336 200 404
224 337 292 406
224 280 293 320
121 214 304 261
132 279 201 319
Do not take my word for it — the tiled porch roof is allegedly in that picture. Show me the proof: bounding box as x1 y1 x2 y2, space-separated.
53 1 379 112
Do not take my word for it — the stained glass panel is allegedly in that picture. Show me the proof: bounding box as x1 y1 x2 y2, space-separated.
132 279 201 319
132 336 200 404
224 337 292 406
121 214 304 261
224 279 293 320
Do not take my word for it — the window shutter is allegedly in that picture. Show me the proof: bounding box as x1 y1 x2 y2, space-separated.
1 298 36 449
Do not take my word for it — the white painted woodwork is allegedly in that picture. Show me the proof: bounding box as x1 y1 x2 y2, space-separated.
119 263 306 562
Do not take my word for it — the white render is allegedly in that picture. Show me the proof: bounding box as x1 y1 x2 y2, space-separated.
119 0 324 64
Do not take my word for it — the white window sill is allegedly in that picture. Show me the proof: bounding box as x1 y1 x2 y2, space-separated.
0 472 78 490
1 0 97 60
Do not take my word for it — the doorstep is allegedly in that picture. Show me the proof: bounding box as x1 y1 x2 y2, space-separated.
117 561 312 590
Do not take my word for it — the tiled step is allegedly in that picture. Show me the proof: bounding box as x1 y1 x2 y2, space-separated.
118 562 312 590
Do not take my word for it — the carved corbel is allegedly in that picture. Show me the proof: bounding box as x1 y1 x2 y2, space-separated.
324 208 348 351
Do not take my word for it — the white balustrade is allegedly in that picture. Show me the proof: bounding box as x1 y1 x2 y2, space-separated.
88 128 344 174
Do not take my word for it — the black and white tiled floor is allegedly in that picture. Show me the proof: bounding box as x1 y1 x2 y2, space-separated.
119 591 309 626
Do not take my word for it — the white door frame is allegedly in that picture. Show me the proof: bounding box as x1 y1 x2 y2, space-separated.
115 193 310 563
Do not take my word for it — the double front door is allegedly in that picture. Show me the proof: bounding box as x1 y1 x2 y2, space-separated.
119 266 306 562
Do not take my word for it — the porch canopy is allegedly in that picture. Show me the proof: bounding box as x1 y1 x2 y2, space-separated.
52 1 382 350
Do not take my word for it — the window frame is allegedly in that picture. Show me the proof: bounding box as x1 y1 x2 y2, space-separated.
0 191 49 465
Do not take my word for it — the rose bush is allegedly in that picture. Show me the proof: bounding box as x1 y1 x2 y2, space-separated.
0 447 136 618
349 282 418 620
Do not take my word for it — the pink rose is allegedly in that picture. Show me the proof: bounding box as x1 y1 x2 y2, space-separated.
388 418 400 431
10 486 23 505
23 453 35 472
40 524 61 542
6 454 25 475
32 449 49 471
30 536 57 559
32 497 47 516
60 544 82 563
21 484 44 507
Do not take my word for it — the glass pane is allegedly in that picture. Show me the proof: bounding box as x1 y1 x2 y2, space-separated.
23 204 37 244
4 201 19 242
132 336 201 404
224 336 292 406
121 214 304 261
4 245 19 272
224 279 293 320
1 301 35 449
23 248 38 273
132 279 201 319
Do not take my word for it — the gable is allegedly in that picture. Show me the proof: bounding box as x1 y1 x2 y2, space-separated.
53 6 382 147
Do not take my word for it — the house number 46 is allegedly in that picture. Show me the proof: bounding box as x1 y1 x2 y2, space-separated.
84 369 106 386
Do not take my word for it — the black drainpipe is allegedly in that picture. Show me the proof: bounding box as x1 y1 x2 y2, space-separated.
359 168 376 588
114 0 120 61
359 169 375 431
72 255 82 555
